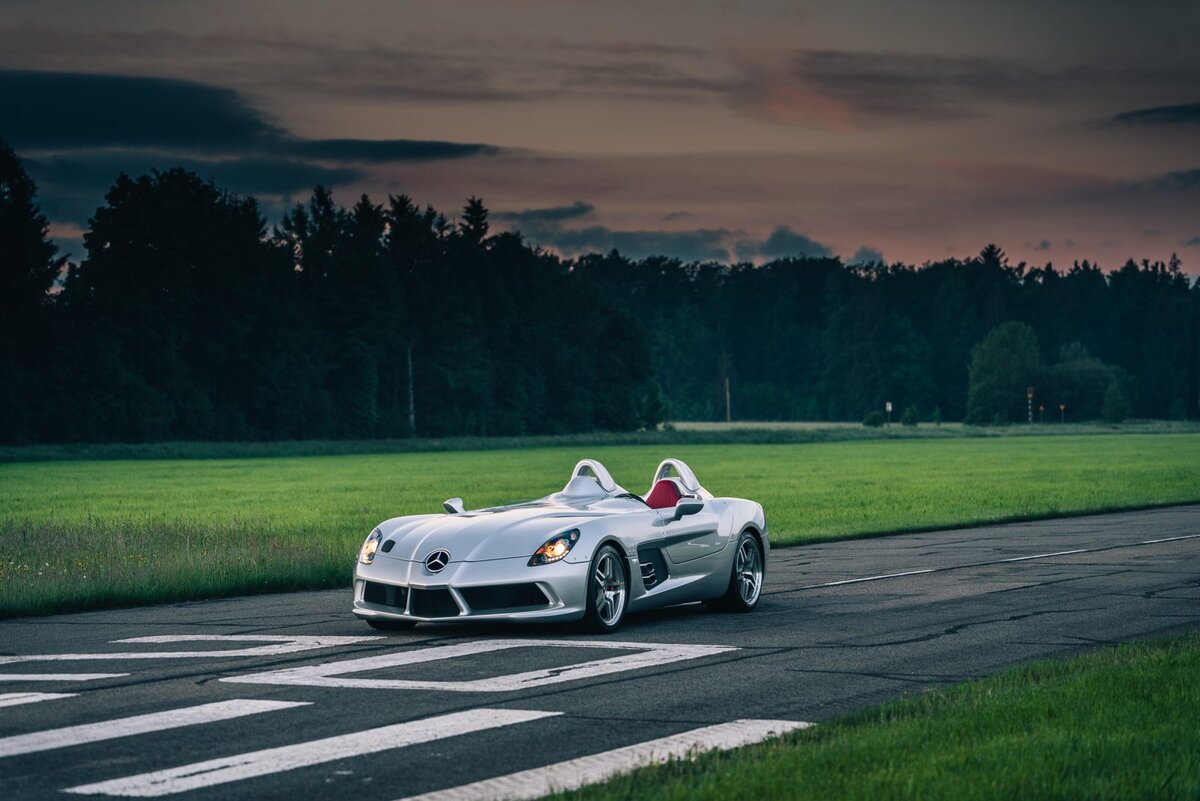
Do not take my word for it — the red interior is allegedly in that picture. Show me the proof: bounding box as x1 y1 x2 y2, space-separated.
644 478 683 509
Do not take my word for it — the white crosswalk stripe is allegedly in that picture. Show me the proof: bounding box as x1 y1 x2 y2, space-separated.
0 699 310 759
0 692 77 708
393 719 812 801
0 673 129 681
64 708 561 797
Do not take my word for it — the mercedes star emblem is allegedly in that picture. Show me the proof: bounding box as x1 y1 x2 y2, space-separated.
425 549 451 573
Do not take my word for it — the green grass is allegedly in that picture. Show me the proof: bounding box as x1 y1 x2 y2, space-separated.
549 634 1200 801
3 419 1197 463
1 434 1198 617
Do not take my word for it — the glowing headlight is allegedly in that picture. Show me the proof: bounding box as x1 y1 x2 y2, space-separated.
529 529 581 566
359 528 383 565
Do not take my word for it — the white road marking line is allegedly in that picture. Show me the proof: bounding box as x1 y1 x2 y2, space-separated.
394 718 811 801
0 692 77 708
999 549 1088 562
222 639 738 693
1139 533 1200 545
65 708 560 798
0 635 380 665
0 673 129 682
0 699 309 759
808 569 936 588
789 532 1200 592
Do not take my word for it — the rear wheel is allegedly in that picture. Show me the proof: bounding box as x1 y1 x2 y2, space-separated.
580 545 628 633
366 617 417 631
705 531 763 613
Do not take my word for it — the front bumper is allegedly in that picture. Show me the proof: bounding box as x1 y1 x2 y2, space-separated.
352 554 590 624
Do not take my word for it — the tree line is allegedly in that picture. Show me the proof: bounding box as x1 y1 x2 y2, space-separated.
1 139 1197 443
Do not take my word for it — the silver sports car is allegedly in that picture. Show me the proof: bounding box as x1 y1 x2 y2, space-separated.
352 458 767 632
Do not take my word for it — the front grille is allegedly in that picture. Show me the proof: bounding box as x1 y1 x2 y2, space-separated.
363 581 407 609
409 588 461 617
460 583 550 611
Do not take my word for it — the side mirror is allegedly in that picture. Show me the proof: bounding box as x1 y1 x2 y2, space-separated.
671 499 705 522
443 497 465 514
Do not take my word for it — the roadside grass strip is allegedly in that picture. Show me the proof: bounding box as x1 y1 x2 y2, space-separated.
2 433 1198 617
544 635 1200 801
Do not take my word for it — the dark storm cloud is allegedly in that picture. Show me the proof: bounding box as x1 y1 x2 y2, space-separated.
0 70 500 162
1111 103 1200 126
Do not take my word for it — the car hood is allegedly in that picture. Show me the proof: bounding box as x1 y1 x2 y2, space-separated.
376 503 610 563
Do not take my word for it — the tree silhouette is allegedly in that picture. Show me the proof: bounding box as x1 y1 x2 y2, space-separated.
459 196 489 246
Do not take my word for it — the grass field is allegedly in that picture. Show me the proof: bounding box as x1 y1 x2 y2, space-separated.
2 433 1198 616
548 634 1200 801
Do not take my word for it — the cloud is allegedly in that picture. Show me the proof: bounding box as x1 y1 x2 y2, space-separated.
493 201 595 226
0 70 275 150
0 70 499 162
1140 168 1200 192
747 226 833 259
542 225 737 262
494 201 848 262
496 201 738 261
281 138 496 163
735 50 1200 128
24 151 362 224
1112 103 1200 126
1184 236 1200 247
847 246 884 265
1037 239 1051 251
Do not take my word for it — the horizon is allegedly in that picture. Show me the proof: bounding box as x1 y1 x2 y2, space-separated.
2 0 1198 271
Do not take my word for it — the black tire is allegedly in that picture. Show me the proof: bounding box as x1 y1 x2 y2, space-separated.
579 544 629 633
705 530 764 613
366 617 417 631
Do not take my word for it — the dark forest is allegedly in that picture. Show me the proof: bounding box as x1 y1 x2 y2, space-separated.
2 140 1197 443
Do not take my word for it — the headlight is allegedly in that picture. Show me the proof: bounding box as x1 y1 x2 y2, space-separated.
359 528 383 565
529 529 581 566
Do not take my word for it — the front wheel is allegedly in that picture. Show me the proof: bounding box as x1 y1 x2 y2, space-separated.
580 544 629 633
705 531 764 613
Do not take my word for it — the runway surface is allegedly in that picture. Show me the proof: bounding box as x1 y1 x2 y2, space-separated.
2 505 1198 799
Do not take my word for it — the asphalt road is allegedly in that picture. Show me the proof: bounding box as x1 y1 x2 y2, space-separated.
2 505 1198 800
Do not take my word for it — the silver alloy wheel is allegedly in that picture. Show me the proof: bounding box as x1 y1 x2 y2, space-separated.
593 550 626 625
736 537 763 605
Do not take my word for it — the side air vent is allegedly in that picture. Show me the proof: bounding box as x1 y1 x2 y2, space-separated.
637 547 670 590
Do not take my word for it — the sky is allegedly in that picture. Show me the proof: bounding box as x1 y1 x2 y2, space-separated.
2 0 1199 269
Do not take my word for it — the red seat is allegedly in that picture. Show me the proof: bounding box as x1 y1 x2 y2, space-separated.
645 478 683 509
